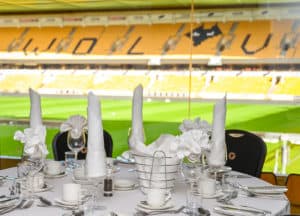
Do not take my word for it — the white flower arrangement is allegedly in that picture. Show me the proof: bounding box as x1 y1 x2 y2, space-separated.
14 125 48 159
171 117 212 159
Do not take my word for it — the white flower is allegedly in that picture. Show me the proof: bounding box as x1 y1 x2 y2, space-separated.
175 118 212 159
179 117 212 134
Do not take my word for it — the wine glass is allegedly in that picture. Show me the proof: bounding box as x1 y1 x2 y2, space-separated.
67 129 86 164
180 157 203 185
180 157 203 215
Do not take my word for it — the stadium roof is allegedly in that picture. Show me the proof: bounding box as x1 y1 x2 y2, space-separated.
0 0 300 14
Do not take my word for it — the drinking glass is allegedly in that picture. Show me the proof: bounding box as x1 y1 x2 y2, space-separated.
186 183 202 216
180 157 202 185
180 157 204 215
65 151 76 173
67 130 86 162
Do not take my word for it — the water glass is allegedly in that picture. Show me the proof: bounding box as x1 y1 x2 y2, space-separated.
186 184 202 215
65 151 76 173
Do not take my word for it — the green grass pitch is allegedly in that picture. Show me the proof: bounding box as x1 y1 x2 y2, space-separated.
0 95 300 174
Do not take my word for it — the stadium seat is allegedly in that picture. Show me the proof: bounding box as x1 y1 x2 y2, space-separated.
286 174 300 214
52 130 113 161
260 172 278 185
225 129 267 177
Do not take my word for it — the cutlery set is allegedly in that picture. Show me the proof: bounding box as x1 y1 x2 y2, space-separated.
214 204 272 215
0 198 34 215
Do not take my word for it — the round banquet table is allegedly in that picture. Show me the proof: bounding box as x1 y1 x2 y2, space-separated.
0 163 290 216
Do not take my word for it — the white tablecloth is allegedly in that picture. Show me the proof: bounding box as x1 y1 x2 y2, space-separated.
0 163 290 216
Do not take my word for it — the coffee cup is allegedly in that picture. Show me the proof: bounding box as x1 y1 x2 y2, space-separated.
44 160 65 176
63 183 81 203
198 177 216 196
147 188 171 208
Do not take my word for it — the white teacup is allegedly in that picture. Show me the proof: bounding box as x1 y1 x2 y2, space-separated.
198 177 216 196
63 183 81 203
147 188 171 208
44 160 65 176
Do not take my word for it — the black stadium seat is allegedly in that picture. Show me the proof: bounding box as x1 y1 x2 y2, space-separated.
52 130 113 161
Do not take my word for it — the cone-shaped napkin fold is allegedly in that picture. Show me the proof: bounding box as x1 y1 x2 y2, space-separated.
29 88 42 129
128 84 145 151
85 92 106 178
14 88 48 159
207 95 227 168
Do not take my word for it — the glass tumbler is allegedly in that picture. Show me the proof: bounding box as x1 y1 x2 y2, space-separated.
65 151 76 173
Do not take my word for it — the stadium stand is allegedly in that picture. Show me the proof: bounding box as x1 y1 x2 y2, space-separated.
0 20 299 58
0 69 299 100
148 70 205 97
0 69 43 93
39 69 94 95
272 76 300 95
203 73 272 94
92 70 150 94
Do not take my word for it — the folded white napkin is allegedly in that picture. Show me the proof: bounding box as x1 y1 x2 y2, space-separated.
14 88 48 159
14 125 48 159
60 115 87 138
128 84 146 152
29 88 42 129
207 95 227 167
85 92 106 178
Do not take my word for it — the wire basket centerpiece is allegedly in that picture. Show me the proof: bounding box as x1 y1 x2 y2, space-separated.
132 151 180 194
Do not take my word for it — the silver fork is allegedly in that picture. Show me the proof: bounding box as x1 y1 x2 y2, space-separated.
0 199 28 215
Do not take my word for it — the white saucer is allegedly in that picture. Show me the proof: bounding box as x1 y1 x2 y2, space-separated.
114 179 136 188
44 172 67 179
114 184 138 191
54 198 82 206
137 201 174 211
72 176 104 185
